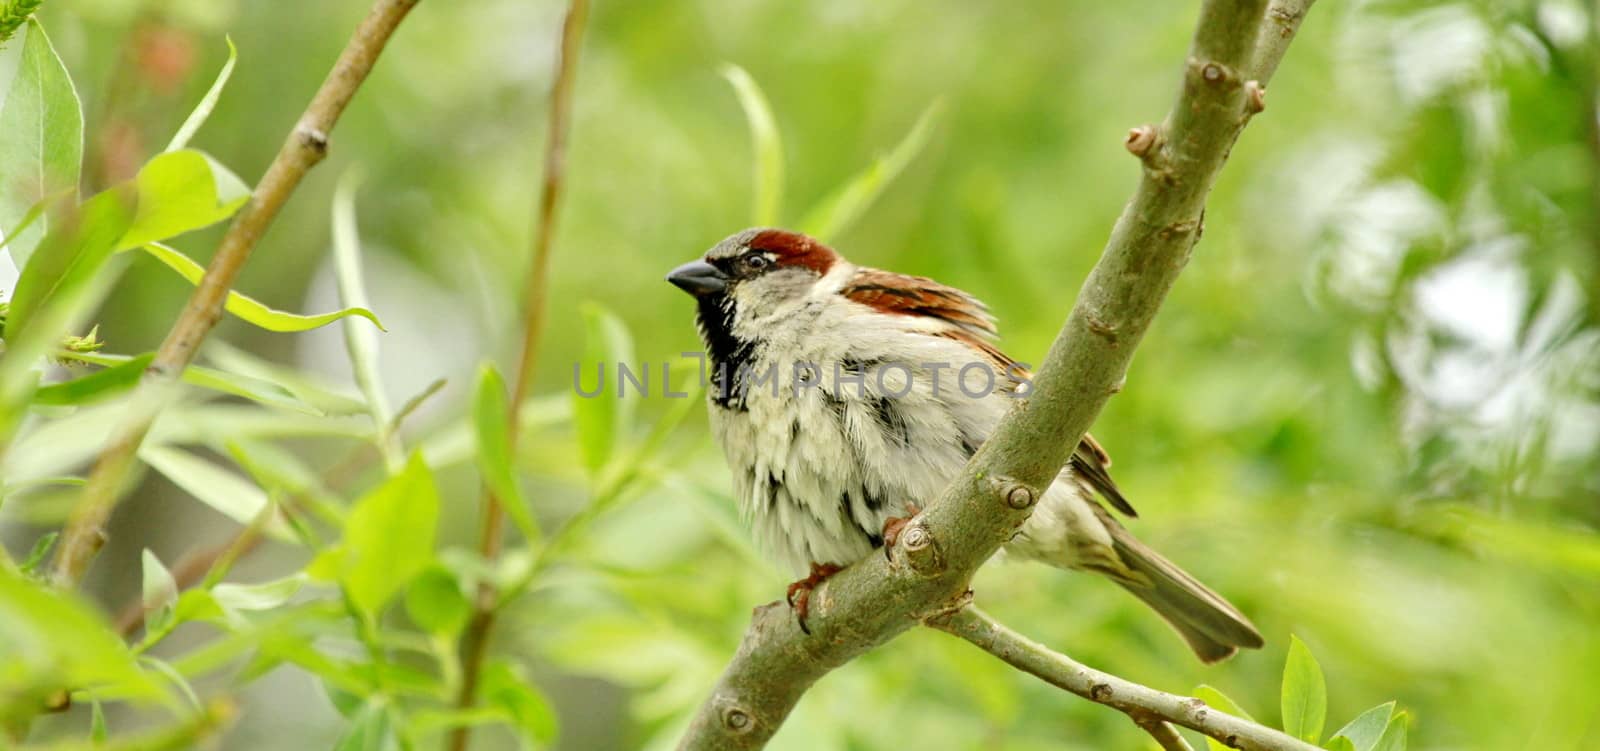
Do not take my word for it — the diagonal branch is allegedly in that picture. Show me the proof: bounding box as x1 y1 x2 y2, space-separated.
49 0 422 589
676 0 1316 748
931 606 1319 751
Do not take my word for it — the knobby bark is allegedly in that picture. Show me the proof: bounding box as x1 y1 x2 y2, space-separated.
676 1 1319 749
50 0 422 588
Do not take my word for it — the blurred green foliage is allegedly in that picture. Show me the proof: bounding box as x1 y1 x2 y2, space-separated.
1 0 1597 750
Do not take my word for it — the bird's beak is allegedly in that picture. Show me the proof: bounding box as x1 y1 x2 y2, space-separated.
666 260 729 297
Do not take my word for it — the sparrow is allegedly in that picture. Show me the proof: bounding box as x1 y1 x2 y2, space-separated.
667 228 1263 662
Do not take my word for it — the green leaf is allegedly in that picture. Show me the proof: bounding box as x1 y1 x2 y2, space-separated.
0 19 83 269
336 452 440 617
66 350 321 414
1282 634 1328 744
0 568 165 705
483 659 558 744
165 36 236 152
0 188 136 445
799 100 942 241
1331 702 1396 751
1325 738 1357 751
403 565 470 636
18 531 55 575
213 575 305 611
1372 712 1408 751
90 696 108 742
1194 684 1254 751
140 549 179 635
116 150 248 251
474 363 541 545
331 171 395 429
140 445 291 540
3 184 135 343
333 700 395 751
205 340 369 415
32 353 154 405
572 304 635 478
720 64 783 226
140 242 384 332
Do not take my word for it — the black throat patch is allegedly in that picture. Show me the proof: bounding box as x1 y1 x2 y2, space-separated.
695 294 756 410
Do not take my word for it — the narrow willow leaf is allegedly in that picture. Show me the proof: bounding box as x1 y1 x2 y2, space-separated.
140 242 383 332
116 150 249 251
331 172 394 427
213 575 306 612
140 549 179 635
1331 701 1396 751
720 64 783 226
140 445 291 540
19 531 56 574
205 340 369 415
799 100 942 241
66 350 319 415
1194 684 1255 751
0 19 83 270
333 700 393 751
1372 712 1408 751
572 304 636 477
474 363 541 544
338 453 440 616
1282 635 1328 744
32 353 154 405
90 697 108 742
165 36 237 152
137 656 203 712
1325 738 1357 751
483 660 558 744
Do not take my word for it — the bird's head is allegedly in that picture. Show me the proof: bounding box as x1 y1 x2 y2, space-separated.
666 228 839 312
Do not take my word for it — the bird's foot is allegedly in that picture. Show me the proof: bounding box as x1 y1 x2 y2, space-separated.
786 562 843 635
881 501 923 560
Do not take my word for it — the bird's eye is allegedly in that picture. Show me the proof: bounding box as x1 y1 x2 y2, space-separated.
741 253 772 271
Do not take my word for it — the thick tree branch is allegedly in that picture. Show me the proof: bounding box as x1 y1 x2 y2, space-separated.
677 0 1316 748
449 0 591 749
932 606 1319 751
49 0 421 589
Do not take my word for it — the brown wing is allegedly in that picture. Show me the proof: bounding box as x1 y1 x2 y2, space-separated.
1071 433 1137 517
842 268 997 339
846 266 1136 517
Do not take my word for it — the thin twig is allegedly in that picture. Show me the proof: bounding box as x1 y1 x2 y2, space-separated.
675 0 1316 747
1134 715 1198 751
449 1 591 749
933 607 1317 751
113 528 263 637
49 0 422 589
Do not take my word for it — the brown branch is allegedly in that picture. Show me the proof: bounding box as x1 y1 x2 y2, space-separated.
933 607 1318 751
448 0 591 749
1134 714 1198 751
676 0 1316 748
49 0 422 589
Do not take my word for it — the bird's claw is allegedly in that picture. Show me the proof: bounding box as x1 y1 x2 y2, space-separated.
786 562 842 634
881 501 923 560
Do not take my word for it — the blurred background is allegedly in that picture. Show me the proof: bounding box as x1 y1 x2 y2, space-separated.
9 0 1599 748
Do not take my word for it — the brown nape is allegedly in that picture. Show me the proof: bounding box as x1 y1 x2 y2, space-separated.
749 229 837 274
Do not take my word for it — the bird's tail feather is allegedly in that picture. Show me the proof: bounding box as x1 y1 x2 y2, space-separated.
1105 523 1264 664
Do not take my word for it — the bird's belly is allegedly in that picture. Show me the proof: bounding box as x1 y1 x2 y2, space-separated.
712 367 984 575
